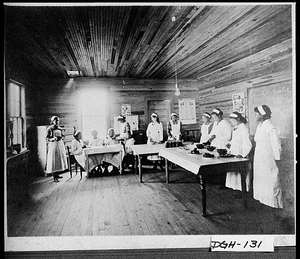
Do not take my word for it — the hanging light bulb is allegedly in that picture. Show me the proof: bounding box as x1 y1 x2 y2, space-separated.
175 85 180 96
174 38 180 96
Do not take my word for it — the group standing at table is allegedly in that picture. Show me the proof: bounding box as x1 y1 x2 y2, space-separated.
198 106 282 209
46 104 283 209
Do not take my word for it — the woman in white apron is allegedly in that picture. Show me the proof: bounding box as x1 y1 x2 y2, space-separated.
117 115 131 140
209 108 232 149
167 112 183 140
71 130 86 169
225 111 252 194
46 116 68 182
253 105 283 208
146 113 164 170
199 112 214 144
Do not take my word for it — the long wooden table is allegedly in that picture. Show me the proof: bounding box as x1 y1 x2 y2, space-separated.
159 147 250 217
130 143 166 183
83 144 123 177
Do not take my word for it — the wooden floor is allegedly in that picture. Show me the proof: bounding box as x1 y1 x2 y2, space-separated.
6 166 295 237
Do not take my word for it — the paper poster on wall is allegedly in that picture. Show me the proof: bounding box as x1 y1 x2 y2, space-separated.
121 104 131 116
178 98 197 124
232 92 245 116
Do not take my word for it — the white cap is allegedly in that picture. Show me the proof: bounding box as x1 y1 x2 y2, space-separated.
257 106 266 115
117 115 125 120
212 108 221 114
229 113 239 118
203 112 211 118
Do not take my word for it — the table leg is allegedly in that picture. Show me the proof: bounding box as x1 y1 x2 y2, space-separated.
138 156 142 183
87 157 89 178
199 174 207 217
134 155 138 175
165 159 169 184
120 152 123 175
240 166 248 209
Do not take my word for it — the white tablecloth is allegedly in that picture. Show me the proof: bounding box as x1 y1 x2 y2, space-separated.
83 144 123 171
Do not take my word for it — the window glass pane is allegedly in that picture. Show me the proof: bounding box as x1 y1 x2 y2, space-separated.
80 87 108 141
12 119 18 144
81 89 107 116
21 86 25 117
82 115 107 141
18 118 22 144
9 84 15 117
15 84 20 117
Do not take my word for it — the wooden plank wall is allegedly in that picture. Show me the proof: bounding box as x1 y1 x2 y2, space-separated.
33 77 200 132
108 78 200 132
198 38 293 119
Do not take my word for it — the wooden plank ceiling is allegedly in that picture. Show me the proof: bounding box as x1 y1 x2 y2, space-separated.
4 4 292 79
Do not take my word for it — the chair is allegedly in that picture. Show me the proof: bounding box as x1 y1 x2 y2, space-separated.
66 145 82 179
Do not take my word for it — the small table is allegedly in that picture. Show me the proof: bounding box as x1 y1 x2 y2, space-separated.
130 143 166 183
83 145 123 177
159 148 250 217
6 149 30 173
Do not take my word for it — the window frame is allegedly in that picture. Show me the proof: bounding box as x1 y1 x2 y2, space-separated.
6 80 27 151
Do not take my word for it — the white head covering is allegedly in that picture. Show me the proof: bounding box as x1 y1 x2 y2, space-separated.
257 106 266 115
74 130 81 138
117 115 125 121
212 108 221 115
151 113 158 117
107 128 114 134
229 112 239 118
203 112 211 118
171 112 178 118
50 115 59 123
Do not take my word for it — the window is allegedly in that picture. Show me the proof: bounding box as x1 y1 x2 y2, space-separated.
6 80 26 150
79 87 109 142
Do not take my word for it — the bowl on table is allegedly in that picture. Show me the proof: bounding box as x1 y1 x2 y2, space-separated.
203 153 215 158
196 143 205 149
190 148 200 154
216 149 227 156
206 146 216 152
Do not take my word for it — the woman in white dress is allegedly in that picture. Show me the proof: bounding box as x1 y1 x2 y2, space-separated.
167 112 183 140
253 105 283 208
225 111 252 195
208 108 232 189
209 108 232 149
117 115 131 140
104 128 118 146
71 130 86 169
146 113 164 170
46 116 68 182
199 112 214 144
89 130 104 147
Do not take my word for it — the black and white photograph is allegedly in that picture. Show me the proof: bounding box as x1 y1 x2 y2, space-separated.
4 2 296 258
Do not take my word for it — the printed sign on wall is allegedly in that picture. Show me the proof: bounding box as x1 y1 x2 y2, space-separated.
178 98 197 124
121 104 131 116
232 92 245 116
